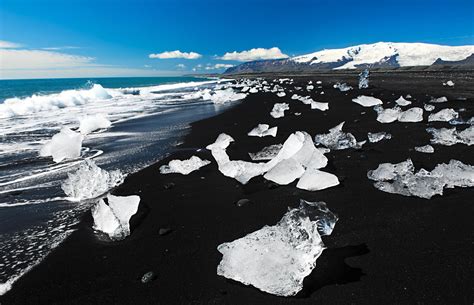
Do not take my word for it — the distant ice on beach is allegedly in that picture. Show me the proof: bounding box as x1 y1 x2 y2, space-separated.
368 159 474 199
79 114 112 134
159 156 211 175
217 200 338 296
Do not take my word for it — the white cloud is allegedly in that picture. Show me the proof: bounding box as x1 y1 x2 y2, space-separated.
219 47 288 62
0 46 181 79
0 40 23 49
176 63 186 69
205 63 234 70
149 50 202 59
41 46 81 51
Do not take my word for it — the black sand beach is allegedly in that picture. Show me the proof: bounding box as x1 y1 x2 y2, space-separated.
3 71 474 304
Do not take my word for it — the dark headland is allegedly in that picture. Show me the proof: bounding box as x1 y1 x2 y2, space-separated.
2 70 474 305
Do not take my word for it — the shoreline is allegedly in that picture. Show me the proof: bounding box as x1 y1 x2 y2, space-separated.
2 71 474 304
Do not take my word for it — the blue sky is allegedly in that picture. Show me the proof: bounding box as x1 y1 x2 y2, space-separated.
0 0 473 79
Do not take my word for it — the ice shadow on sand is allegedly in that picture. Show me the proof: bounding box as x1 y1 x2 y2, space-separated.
297 243 370 298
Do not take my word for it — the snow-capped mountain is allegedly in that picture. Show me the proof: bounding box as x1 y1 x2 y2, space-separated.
224 42 474 74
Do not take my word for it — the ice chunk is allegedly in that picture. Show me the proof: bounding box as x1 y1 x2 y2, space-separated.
358 69 369 89
159 156 210 175
291 94 328 111
429 96 448 103
314 122 359 150
333 82 352 92
296 169 339 191
270 103 289 118
61 160 124 201
277 92 286 97
306 85 314 91
374 106 402 123
264 158 305 185
443 80 455 87
368 159 474 199
395 96 412 106
424 104 435 111
398 107 423 122
247 124 278 137
249 88 258 93
78 114 111 134
292 132 328 169
432 160 474 188
414 145 434 153
316 80 322 84
310 101 329 111
352 95 383 107
204 88 247 104
368 132 392 143
249 144 283 161
427 126 474 146
428 108 459 122
92 194 140 240
217 200 337 296
39 127 84 163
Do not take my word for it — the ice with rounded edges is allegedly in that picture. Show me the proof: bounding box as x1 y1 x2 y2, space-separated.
368 132 392 143
395 96 411 106
203 88 247 104
352 95 383 107
61 159 124 201
429 96 448 103
79 114 112 134
217 200 338 296
333 82 352 92
270 103 289 118
314 122 359 150
159 156 211 175
415 145 434 153
39 127 84 163
264 158 305 185
91 194 140 240
427 126 474 146
428 108 459 122
247 124 278 137
297 169 339 191
368 159 474 199
398 107 423 122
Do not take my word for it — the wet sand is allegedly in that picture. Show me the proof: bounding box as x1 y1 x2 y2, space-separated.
3 71 474 304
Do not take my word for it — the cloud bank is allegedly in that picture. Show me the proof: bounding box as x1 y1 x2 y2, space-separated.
205 63 234 70
219 47 288 62
149 50 202 59
0 40 23 49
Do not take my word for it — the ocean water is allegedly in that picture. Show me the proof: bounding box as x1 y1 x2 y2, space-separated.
0 76 238 293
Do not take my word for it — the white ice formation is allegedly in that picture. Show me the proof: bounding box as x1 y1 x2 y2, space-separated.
217 200 338 296
78 114 112 134
314 122 362 150
352 95 383 107
159 156 211 175
270 103 290 118
61 159 124 201
92 194 141 240
368 132 392 143
368 159 474 199
428 108 459 122
39 127 84 163
427 126 474 146
247 124 278 137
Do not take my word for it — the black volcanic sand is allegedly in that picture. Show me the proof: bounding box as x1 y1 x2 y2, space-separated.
3 71 474 304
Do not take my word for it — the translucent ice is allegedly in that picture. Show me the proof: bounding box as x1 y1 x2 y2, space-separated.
395 96 411 106
427 126 474 146
414 145 434 153
429 96 448 103
314 122 359 150
333 82 352 92
352 96 383 107
424 104 435 112
217 200 338 296
270 103 289 118
277 92 286 97
428 108 459 122
358 69 369 89
398 107 423 122
204 88 247 104
249 144 283 161
39 127 84 163
159 156 211 175
443 80 455 87
368 159 474 199
78 114 112 134
247 124 278 137
61 159 124 201
374 106 402 123
91 194 140 240
368 132 392 143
